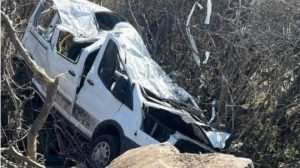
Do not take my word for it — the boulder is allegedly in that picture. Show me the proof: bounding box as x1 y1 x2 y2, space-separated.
107 143 254 168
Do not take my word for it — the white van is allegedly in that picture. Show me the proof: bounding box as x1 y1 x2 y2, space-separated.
22 0 230 167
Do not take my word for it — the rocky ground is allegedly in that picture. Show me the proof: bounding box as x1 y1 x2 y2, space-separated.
107 143 254 168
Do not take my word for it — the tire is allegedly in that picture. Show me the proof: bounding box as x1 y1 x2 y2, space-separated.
90 135 119 168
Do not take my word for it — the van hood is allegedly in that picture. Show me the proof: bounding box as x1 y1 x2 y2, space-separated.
142 97 230 150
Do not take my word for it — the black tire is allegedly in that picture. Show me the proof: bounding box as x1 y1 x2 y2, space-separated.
90 134 119 168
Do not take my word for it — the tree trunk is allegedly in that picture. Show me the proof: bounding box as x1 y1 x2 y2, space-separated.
27 79 58 160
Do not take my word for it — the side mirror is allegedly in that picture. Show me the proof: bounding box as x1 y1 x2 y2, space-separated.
111 72 133 110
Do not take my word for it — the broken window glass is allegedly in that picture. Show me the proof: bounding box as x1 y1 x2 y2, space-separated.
35 1 58 40
98 40 119 89
98 40 133 109
55 30 93 63
56 31 76 61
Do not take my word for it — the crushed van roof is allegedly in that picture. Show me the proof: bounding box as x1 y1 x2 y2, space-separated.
51 0 193 103
53 0 110 39
113 23 194 102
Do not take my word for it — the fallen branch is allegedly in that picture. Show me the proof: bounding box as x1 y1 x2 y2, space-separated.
5 146 45 168
27 78 59 160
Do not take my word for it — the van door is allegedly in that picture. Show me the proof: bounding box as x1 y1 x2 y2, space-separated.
48 26 86 118
22 1 59 71
74 39 124 135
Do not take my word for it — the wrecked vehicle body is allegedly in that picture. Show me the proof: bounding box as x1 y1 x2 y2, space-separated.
22 0 230 166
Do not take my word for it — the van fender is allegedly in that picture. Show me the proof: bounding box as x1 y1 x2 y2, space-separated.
92 120 139 153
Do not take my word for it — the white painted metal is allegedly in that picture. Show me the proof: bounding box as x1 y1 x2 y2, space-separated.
75 37 123 134
22 0 231 152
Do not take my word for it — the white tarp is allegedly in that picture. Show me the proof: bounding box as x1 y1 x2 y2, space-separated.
186 2 203 68
53 0 110 39
204 0 212 24
186 1 212 70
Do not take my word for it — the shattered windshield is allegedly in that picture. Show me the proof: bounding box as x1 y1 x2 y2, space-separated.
116 24 193 102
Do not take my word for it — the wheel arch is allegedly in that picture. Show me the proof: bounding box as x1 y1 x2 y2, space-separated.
91 120 124 149
91 120 139 153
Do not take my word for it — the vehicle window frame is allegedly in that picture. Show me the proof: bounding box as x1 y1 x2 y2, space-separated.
97 39 133 110
98 40 129 89
54 31 81 64
34 1 61 42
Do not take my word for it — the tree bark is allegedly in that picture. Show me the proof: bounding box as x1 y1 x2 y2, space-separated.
27 78 58 160
8 146 45 168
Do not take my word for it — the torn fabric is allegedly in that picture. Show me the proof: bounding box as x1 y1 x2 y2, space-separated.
204 0 212 24
186 2 203 68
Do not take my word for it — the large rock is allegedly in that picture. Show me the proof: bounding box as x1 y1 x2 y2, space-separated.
107 143 254 168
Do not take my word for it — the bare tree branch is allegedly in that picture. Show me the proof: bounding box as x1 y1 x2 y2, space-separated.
1 10 54 87
1 10 59 161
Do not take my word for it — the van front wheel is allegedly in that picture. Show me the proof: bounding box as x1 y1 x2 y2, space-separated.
91 135 118 167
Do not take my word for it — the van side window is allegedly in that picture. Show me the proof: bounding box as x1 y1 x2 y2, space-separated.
98 40 132 109
35 1 58 40
56 31 93 63
56 31 77 61
98 40 119 89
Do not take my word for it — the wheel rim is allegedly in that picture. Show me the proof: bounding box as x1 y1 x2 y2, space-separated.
92 141 111 166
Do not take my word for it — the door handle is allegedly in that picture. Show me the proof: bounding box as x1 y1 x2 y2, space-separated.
87 79 94 86
68 70 75 77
